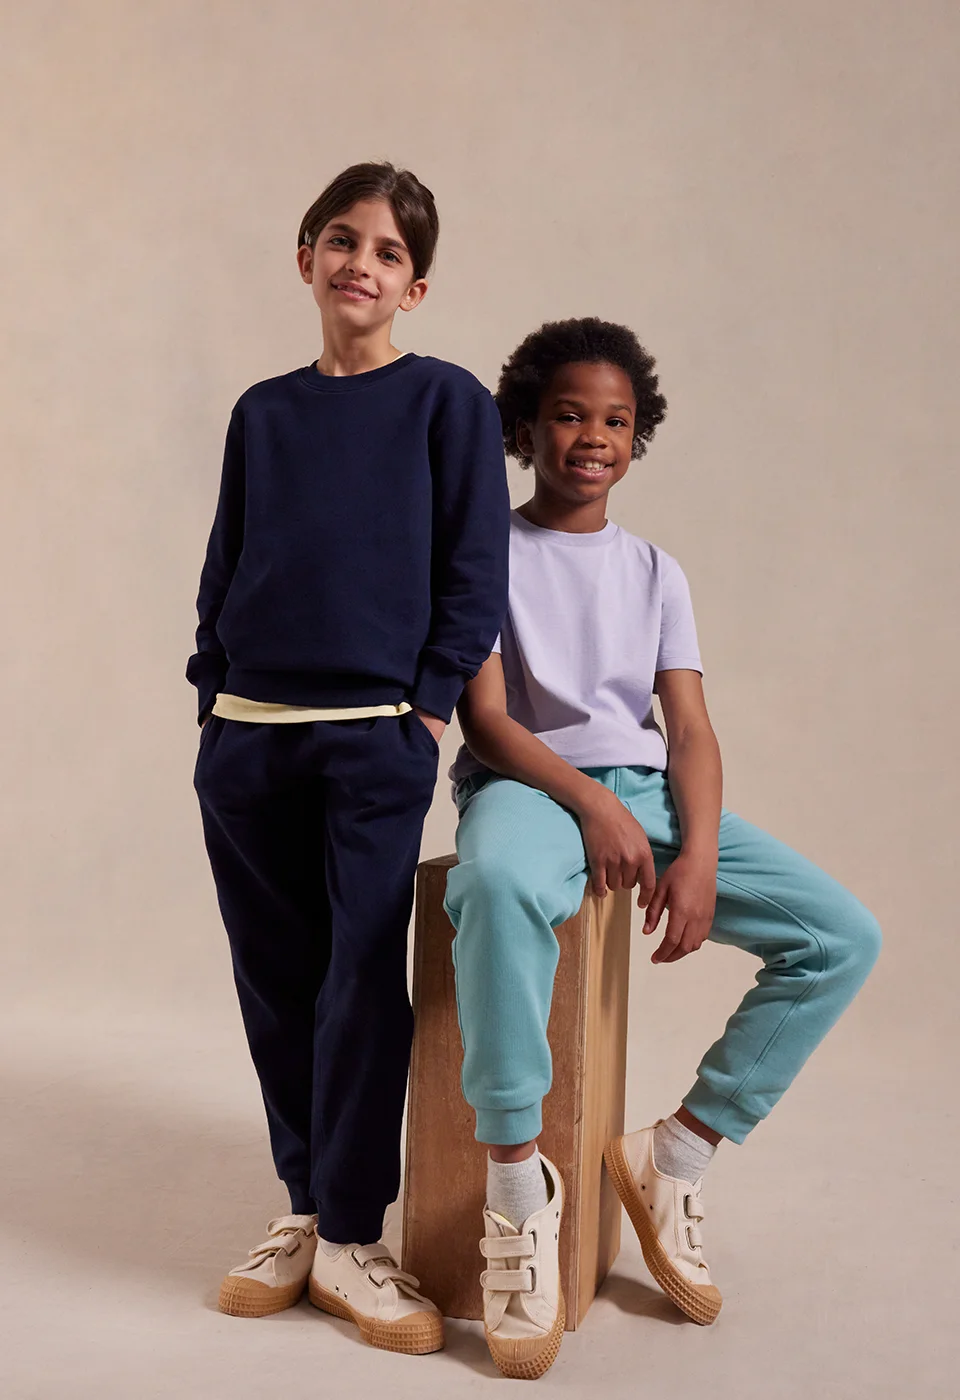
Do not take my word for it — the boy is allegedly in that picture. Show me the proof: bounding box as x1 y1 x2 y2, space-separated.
445 317 881 1378
188 162 509 1353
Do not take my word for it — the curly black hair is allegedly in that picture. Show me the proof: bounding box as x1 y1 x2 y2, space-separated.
495 317 667 466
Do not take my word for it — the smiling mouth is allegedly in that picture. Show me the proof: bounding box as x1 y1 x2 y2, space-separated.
332 282 377 301
566 459 612 475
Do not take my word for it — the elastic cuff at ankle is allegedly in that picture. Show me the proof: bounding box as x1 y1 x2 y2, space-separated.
682 1081 754 1145
286 1181 316 1216
315 1199 386 1247
474 1102 543 1146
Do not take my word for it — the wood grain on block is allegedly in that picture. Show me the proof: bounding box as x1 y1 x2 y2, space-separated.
402 854 631 1330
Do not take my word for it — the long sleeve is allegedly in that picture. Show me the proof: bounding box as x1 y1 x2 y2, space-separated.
185 404 246 723
412 388 510 722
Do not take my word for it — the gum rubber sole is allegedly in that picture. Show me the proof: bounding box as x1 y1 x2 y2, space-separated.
484 1288 566 1381
218 1275 307 1318
308 1276 444 1354
604 1137 722 1326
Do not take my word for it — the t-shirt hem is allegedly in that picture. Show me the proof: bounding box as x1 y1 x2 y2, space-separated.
448 750 668 793
213 695 412 723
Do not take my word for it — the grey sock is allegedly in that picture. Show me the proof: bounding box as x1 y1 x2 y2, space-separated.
653 1114 717 1182
486 1149 548 1228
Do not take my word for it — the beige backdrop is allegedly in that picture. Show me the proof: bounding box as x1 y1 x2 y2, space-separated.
2 3 957 1398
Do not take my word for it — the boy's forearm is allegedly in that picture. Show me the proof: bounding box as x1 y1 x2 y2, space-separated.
460 709 608 816
665 725 723 858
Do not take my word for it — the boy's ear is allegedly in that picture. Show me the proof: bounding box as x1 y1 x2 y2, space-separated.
399 277 429 313
296 246 314 284
516 419 535 461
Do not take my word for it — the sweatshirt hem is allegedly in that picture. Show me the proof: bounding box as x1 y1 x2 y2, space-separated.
223 667 408 709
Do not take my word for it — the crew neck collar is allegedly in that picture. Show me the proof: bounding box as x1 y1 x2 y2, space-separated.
511 508 619 546
298 351 418 393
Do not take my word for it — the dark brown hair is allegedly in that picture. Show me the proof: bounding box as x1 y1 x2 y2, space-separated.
297 161 439 281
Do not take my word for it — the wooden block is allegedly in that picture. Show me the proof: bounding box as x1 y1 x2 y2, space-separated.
402 854 632 1330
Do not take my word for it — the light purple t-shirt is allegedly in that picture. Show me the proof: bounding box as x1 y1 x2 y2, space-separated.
449 510 702 787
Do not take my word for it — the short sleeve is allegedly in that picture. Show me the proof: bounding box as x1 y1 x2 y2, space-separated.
656 556 703 675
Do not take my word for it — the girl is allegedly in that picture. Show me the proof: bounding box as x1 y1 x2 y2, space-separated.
445 317 880 1379
188 162 509 1354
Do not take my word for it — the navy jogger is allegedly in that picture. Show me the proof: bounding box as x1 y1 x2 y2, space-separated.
193 710 440 1244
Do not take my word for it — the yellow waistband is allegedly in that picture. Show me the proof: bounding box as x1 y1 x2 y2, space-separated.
212 695 413 724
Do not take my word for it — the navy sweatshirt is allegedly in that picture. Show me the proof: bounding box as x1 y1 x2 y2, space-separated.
186 354 510 725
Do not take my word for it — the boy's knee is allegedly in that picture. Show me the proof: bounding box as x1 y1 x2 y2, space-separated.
853 907 882 975
446 851 533 913
819 897 882 984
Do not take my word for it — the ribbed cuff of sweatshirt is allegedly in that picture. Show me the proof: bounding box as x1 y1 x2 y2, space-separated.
410 659 470 724
185 651 228 725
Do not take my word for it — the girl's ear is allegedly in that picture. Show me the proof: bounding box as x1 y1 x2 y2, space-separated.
516 419 535 462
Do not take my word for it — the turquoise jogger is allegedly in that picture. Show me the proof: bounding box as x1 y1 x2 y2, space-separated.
443 766 881 1147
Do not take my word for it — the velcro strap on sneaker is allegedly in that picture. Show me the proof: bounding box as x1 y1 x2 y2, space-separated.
368 1264 421 1290
683 1193 705 1222
480 1267 534 1293
351 1243 397 1269
265 1216 314 1234
686 1225 704 1249
248 1233 304 1260
480 1234 536 1261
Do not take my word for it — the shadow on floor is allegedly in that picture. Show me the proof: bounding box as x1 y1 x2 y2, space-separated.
2 1054 638 1375
598 1270 688 1324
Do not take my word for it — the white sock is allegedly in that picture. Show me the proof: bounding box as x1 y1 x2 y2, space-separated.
318 1237 348 1257
652 1114 717 1182
486 1149 548 1228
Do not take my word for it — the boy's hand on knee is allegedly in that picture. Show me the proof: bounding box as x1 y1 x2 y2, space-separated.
578 789 656 904
643 853 718 963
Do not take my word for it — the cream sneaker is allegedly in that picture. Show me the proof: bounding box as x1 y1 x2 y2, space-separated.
480 1154 565 1380
218 1214 318 1317
604 1123 722 1325
308 1240 444 1355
